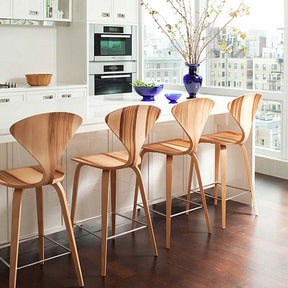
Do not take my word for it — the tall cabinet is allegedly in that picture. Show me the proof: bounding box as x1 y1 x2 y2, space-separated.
57 0 139 87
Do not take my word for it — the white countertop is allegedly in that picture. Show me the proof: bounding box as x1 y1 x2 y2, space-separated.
0 90 234 143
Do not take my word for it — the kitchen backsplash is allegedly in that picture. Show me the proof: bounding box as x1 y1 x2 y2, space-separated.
0 25 57 84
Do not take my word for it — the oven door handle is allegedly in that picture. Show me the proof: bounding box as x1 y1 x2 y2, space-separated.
100 75 131 79
100 34 131 38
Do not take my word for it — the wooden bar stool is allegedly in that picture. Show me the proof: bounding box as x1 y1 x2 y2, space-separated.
71 105 160 277
199 93 262 229
0 112 84 288
133 98 214 249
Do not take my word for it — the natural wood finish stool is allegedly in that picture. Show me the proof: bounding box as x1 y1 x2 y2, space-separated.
0 112 84 288
133 98 214 249
71 105 160 277
199 93 262 229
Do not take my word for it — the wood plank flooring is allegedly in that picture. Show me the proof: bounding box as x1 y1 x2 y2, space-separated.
0 173 287 288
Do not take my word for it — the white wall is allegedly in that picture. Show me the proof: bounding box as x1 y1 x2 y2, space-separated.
0 25 57 85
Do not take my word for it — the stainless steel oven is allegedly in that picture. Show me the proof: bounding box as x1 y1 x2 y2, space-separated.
89 24 137 62
89 62 136 96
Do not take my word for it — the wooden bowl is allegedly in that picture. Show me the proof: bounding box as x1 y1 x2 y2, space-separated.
25 74 52 86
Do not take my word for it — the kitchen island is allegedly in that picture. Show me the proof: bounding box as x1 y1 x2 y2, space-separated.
0 91 254 244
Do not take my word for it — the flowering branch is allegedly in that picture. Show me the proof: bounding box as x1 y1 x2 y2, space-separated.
141 0 250 64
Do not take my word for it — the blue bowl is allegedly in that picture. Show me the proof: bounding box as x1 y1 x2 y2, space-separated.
165 93 182 104
133 85 164 101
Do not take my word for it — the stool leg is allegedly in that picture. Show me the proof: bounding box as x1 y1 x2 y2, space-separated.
132 150 145 229
192 154 211 233
110 170 116 236
53 183 84 287
220 145 227 229
9 188 23 288
214 144 220 205
133 166 158 256
166 155 173 249
71 164 83 227
186 156 194 215
101 170 110 277
240 144 258 216
35 187 44 264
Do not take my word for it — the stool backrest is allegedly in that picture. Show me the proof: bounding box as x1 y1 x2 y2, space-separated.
228 93 262 144
172 98 215 153
105 105 161 167
10 112 82 185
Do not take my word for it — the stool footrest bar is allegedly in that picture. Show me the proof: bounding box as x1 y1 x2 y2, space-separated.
0 233 72 270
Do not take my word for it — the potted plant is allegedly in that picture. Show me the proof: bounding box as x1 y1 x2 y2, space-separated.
131 80 164 101
141 0 249 98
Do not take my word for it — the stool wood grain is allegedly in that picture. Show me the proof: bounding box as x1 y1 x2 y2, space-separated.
71 105 161 277
200 93 262 229
133 98 214 249
0 112 84 288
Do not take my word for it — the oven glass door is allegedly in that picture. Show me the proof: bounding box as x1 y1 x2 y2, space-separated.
95 73 132 95
95 34 132 56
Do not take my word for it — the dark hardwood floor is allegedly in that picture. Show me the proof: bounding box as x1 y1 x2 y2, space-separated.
0 173 287 288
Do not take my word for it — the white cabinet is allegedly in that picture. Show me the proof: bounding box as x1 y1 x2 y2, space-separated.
0 0 11 18
113 0 138 24
0 92 25 103
87 0 138 24
12 0 43 20
1 0 71 22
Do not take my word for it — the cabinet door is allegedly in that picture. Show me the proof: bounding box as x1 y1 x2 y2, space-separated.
0 0 11 18
12 0 43 20
87 0 113 23
113 0 138 24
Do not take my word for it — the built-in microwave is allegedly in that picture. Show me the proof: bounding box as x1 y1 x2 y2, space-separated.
89 24 137 62
89 62 137 96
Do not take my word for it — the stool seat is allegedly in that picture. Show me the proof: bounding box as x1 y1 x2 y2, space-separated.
198 93 262 229
133 98 215 249
142 138 190 155
72 150 141 169
0 112 84 288
0 165 65 188
71 105 161 277
200 131 242 146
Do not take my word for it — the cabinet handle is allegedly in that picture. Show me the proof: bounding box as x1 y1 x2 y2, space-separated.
117 13 125 18
101 12 110 18
29 10 39 16
0 98 10 103
43 95 54 100
61 94 72 98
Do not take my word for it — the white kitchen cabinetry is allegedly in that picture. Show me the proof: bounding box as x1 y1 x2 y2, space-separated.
12 0 43 20
0 0 11 18
87 0 138 24
26 90 57 101
0 92 25 103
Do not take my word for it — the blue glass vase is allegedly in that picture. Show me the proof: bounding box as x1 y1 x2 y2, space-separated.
183 64 202 99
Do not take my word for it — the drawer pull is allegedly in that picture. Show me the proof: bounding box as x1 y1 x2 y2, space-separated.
61 94 72 98
29 10 39 16
101 12 110 18
117 13 125 18
43 95 54 100
0 98 10 103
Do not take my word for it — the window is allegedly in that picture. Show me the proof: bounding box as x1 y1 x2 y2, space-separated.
142 0 285 162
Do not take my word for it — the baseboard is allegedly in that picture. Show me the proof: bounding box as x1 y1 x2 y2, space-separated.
256 155 288 180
